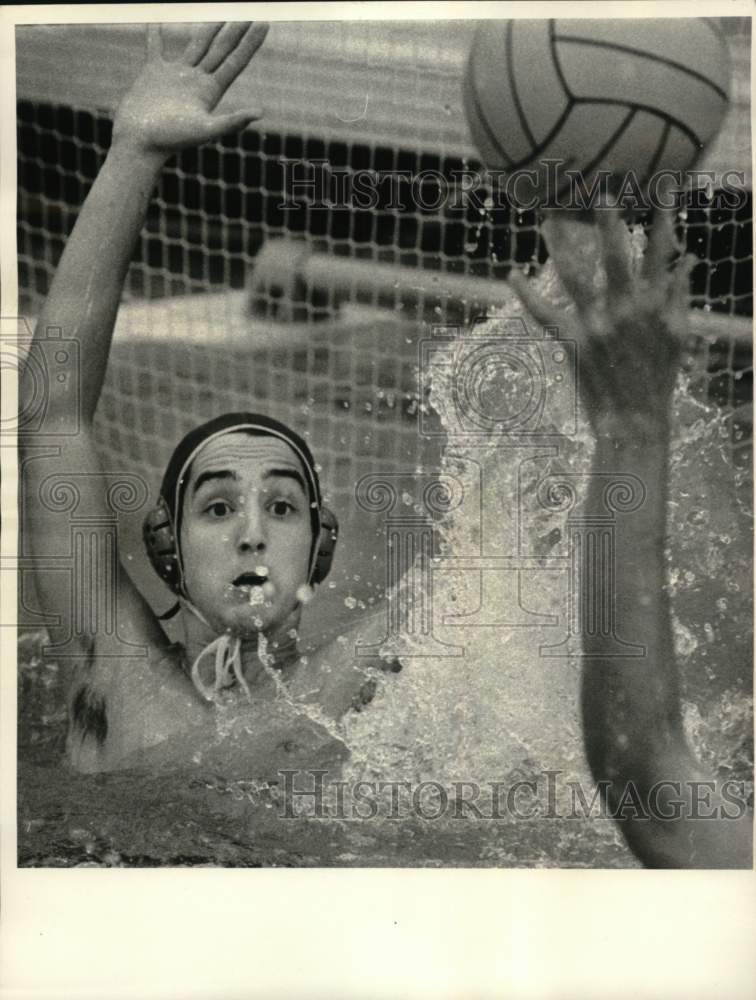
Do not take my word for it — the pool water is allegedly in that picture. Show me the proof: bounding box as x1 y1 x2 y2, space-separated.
16 621 752 868
17 630 633 868
16 368 753 868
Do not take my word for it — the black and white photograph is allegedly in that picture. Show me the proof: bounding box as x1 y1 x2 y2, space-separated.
6 7 753 882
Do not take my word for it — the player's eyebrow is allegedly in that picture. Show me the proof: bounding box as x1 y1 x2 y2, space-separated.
263 468 307 494
191 467 307 497
191 469 237 496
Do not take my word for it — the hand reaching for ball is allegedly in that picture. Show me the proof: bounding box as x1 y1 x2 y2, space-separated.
113 22 268 157
509 208 696 443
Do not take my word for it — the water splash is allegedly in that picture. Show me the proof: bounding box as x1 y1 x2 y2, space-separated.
341 226 751 836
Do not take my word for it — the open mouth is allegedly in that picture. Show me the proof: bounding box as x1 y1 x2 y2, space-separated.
233 572 268 589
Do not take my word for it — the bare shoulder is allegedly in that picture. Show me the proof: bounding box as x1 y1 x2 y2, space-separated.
290 607 402 719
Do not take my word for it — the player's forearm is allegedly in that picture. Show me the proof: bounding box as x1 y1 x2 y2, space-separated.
30 140 167 424
582 425 751 867
582 425 682 767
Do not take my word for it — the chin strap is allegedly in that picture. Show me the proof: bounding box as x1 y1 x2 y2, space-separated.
189 632 252 704
178 598 253 705
179 595 307 706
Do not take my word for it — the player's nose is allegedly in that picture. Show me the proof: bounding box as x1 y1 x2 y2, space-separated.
234 502 266 553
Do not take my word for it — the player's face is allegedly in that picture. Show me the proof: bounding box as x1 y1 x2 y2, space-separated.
179 432 313 636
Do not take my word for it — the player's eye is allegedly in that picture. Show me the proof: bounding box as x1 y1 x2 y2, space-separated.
204 499 233 519
268 498 296 518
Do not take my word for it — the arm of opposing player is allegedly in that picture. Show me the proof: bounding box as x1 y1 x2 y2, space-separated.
510 209 752 868
585 431 752 868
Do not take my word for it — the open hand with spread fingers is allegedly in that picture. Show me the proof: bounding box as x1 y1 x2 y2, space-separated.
509 207 695 442
113 22 269 155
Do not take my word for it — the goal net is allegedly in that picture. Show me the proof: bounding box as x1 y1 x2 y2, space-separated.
15 19 752 611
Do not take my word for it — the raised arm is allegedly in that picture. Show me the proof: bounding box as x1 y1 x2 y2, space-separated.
21 22 268 652
510 209 752 869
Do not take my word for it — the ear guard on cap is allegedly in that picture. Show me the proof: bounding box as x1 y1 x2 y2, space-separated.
142 499 339 595
311 505 338 585
142 497 182 593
